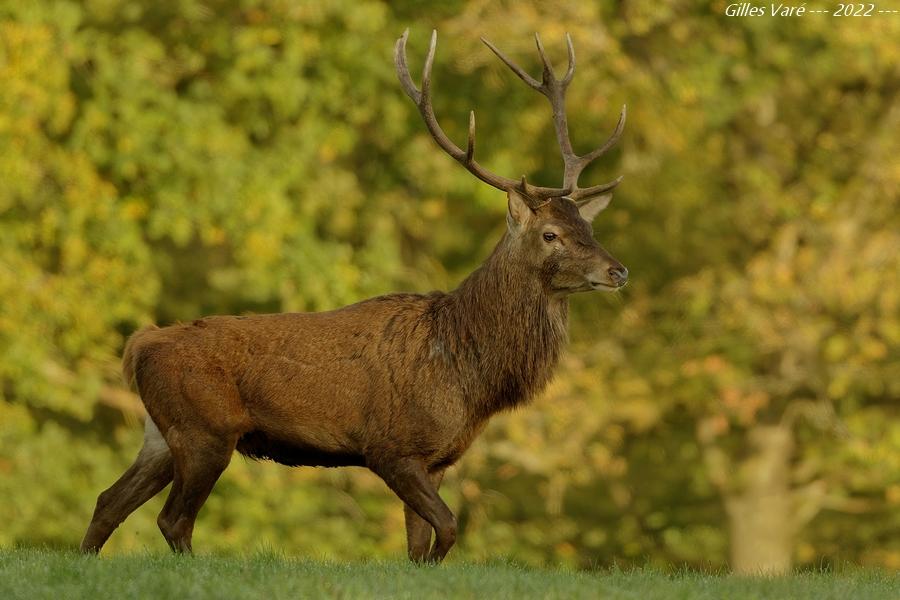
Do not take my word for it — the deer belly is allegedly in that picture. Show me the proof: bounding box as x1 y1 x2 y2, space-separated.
236 429 365 468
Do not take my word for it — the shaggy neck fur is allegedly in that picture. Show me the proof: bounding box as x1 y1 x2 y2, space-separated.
428 232 568 420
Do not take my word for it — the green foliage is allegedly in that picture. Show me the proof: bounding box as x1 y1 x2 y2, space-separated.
0 0 897 569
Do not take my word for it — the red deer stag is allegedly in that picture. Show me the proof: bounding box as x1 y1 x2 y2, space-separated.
81 30 628 563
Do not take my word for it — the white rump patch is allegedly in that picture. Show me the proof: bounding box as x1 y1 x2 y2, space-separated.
142 417 171 458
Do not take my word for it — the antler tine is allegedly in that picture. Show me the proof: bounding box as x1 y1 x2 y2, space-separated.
395 29 422 103
421 29 438 98
568 175 624 201
395 30 570 203
562 33 575 86
580 104 627 166
480 37 542 90
533 33 556 86
565 104 626 202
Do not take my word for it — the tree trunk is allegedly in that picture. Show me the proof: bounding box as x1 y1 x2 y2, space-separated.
725 425 795 575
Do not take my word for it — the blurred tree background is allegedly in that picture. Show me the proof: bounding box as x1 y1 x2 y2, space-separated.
1 0 898 573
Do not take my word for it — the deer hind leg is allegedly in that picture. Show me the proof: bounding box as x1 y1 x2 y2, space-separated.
374 458 456 563
156 427 237 553
404 469 446 562
81 418 174 553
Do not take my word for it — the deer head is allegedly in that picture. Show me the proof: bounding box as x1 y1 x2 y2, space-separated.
395 30 628 294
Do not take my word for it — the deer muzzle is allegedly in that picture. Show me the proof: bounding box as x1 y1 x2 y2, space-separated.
587 260 628 290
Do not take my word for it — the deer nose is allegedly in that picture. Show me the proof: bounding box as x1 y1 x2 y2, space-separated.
608 265 628 286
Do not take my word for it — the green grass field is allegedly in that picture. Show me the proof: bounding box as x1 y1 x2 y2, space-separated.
1 550 897 600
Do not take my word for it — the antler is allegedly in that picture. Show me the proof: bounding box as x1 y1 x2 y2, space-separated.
481 33 625 204
395 30 571 206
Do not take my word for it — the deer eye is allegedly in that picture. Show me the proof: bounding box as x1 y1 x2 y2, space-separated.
543 232 558 242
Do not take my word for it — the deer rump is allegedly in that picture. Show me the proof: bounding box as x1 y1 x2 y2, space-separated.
123 293 475 473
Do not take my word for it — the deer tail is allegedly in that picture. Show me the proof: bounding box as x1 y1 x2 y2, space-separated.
122 324 160 392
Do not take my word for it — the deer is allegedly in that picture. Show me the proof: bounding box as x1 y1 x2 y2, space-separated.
80 29 628 563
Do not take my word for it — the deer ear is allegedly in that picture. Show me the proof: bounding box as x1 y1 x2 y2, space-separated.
577 193 613 223
506 189 533 232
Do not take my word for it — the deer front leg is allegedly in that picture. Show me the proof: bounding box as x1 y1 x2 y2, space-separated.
404 469 445 561
373 458 456 563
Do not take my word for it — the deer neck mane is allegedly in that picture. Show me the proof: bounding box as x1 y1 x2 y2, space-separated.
433 232 568 418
